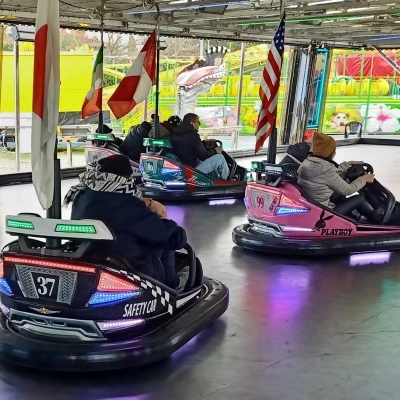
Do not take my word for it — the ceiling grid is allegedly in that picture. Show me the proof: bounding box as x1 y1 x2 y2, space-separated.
0 0 399 47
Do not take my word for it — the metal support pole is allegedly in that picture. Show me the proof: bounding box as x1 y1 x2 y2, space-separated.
97 3 105 134
317 49 333 132
46 137 62 248
233 42 246 150
143 97 148 121
66 141 72 167
199 39 204 59
267 0 284 162
154 24 161 140
14 41 21 171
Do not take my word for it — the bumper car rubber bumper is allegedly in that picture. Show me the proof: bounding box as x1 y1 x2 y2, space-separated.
139 184 246 201
232 224 400 256
0 277 228 371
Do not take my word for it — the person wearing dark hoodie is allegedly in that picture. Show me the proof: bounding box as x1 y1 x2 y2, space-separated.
65 155 189 291
280 141 311 169
171 113 230 180
120 121 152 162
297 132 381 223
149 115 182 139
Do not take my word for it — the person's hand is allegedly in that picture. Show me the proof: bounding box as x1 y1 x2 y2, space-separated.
215 146 223 154
148 199 168 218
349 161 364 165
364 173 375 183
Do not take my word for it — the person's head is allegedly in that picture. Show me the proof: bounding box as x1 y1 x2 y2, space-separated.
312 132 337 160
96 124 113 134
140 121 152 133
98 155 132 179
168 115 182 127
183 113 200 131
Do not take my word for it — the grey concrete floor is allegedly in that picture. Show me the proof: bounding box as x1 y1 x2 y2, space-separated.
0 144 400 399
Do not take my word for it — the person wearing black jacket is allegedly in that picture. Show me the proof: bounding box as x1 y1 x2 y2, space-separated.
66 155 189 291
121 121 152 162
279 142 312 170
170 113 230 179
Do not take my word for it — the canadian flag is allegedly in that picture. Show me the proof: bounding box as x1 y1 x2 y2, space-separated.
107 31 156 119
82 45 103 119
31 0 60 210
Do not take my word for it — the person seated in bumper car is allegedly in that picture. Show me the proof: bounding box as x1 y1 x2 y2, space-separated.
297 132 382 223
64 155 190 291
171 113 230 180
280 141 312 169
120 121 152 162
149 115 182 139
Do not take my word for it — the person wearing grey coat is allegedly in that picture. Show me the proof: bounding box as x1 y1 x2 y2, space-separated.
298 132 380 223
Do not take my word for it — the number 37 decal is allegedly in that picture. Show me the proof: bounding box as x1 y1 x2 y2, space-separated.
37 277 56 296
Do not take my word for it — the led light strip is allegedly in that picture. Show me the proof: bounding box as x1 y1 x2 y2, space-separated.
4 256 96 273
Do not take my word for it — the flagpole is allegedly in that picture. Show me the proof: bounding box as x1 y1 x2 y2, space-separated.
267 0 285 164
98 0 105 133
154 6 161 140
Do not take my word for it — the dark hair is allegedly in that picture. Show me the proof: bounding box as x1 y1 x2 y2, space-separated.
98 155 132 177
140 121 152 132
183 113 199 124
168 115 182 127
96 124 113 134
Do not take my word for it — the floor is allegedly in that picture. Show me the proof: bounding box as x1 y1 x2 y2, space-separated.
1 144 400 400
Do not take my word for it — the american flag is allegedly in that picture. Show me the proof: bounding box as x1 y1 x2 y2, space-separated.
255 12 286 154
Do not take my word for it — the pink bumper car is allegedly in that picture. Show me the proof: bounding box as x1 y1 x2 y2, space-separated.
232 162 400 255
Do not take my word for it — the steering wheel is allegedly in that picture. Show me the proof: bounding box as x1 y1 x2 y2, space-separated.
215 140 223 147
346 163 373 183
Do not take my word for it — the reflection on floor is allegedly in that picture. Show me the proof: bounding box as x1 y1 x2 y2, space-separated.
1 145 400 399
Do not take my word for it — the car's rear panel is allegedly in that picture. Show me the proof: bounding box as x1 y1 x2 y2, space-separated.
0 252 174 342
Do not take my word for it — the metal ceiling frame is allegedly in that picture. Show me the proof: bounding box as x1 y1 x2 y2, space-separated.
0 1 400 48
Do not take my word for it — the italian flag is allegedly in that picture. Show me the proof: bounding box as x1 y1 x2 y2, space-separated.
81 45 103 119
31 0 60 210
108 31 156 119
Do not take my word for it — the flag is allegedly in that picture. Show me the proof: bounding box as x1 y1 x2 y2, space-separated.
107 31 156 119
255 12 286 154
82 45 104 118
31 0 60 210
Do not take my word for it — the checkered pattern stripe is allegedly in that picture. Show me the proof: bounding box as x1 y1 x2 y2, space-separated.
131 273 174 315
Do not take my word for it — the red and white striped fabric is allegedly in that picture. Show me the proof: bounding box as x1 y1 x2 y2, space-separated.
82 45 103 119
107 31 156 119
255 12 286 154
31 0 60 210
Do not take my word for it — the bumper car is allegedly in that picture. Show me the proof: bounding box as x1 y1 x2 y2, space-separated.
139 138 249 201
85 133 142 183
0 215 229 371
232 161 400 256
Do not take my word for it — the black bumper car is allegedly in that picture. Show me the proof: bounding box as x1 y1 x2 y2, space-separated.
0 215 229 371
139 138 249 201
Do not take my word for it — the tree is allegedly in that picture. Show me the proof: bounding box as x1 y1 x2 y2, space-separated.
162 37 199 59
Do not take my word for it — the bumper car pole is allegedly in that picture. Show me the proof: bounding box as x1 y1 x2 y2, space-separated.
153 11 161 142
46 137 62 249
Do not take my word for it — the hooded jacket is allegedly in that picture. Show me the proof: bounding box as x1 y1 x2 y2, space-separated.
71 189 187 282
297 156 367 208
121 123 151 162
170 122 216 168
280 142 311 168
149 121 174 139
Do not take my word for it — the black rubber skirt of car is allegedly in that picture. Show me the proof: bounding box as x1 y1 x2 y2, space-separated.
0 277 229 371
139 184 246 201
232 224 400 256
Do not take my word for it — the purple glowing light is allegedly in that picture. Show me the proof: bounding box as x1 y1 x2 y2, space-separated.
97 318 145 331
350 251 391 266
209 199 237 206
